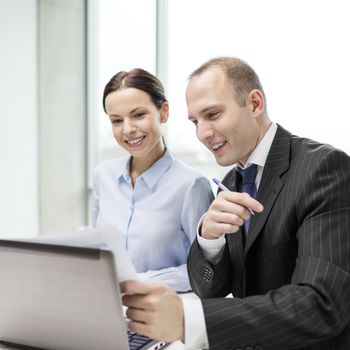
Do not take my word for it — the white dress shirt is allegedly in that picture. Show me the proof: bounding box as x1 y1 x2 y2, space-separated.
92 148 214 292
183 122 278 349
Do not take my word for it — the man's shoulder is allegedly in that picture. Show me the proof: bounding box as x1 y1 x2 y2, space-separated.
290 134 349 163
274 124 348 159
269 125 349 179
286 136 350 192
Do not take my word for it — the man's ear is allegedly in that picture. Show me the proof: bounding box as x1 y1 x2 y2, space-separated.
160 102 169 123
248 89 265 115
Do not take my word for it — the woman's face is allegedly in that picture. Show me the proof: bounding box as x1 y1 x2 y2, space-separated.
105 87 168 162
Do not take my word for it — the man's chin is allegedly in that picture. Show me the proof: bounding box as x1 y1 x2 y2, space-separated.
215 156 233 167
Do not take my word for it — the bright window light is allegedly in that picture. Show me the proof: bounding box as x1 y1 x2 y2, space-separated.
166 0 350 163
93 0 350 183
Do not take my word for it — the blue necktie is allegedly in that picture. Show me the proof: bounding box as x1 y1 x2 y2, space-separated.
238 164 257 234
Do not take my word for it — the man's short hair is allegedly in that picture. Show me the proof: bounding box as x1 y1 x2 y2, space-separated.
189 57 266 107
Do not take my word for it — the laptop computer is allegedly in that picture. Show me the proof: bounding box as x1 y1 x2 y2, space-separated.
0 239 166 350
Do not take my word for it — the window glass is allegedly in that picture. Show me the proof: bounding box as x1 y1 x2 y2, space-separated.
93 0 350 186
95 0 157 162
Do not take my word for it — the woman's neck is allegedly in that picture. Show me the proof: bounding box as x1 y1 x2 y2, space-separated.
129 145 166 186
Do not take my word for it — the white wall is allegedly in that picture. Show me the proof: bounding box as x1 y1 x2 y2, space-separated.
0 0 38 237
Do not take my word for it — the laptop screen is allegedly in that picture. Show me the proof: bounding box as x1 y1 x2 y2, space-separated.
0 239 130 350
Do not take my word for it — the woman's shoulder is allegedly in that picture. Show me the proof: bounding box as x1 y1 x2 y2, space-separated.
166 157 214 200
169 157 208 182
94 156 129 176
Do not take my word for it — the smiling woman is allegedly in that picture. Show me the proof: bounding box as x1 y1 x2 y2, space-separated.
103 70 169 184
91 68 214 292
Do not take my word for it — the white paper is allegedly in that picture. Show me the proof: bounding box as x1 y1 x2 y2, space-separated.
15 227 137 282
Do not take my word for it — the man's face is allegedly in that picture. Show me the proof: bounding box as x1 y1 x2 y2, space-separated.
186 67 260 166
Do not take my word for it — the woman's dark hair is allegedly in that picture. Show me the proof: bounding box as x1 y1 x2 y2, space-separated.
102 68 167 113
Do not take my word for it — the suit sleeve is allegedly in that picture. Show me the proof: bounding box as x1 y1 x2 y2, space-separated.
188 237 233 297
187 169 236 298
189 149 350 350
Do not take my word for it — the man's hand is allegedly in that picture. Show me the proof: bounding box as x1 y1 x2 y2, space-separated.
201 191 264 239
121 280 184 342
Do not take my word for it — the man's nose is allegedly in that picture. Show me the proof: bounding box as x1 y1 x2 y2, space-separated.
197 121 214 143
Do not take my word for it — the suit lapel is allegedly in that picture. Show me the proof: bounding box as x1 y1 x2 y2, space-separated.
221 167 239 192
244 125 292 255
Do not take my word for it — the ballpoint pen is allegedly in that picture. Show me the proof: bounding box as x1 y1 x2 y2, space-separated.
212 177 255 215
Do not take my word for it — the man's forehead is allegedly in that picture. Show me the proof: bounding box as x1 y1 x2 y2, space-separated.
187 69 229 102
188 66 225 87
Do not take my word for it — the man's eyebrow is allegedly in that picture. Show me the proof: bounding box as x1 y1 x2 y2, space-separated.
200 104 222 114
191 104 222 117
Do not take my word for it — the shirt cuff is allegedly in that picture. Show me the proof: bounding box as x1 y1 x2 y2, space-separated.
196 214 226 264
182 297 209 350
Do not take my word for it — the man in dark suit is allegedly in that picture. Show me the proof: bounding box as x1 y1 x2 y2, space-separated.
121 57 350 350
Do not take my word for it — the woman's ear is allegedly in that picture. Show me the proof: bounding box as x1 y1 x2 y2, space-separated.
248 89 265 115
160 102 169 123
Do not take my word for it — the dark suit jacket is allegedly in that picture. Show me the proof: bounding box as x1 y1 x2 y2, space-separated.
187 125 350 350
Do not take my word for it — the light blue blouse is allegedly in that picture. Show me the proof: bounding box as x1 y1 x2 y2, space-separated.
91 149 214 291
